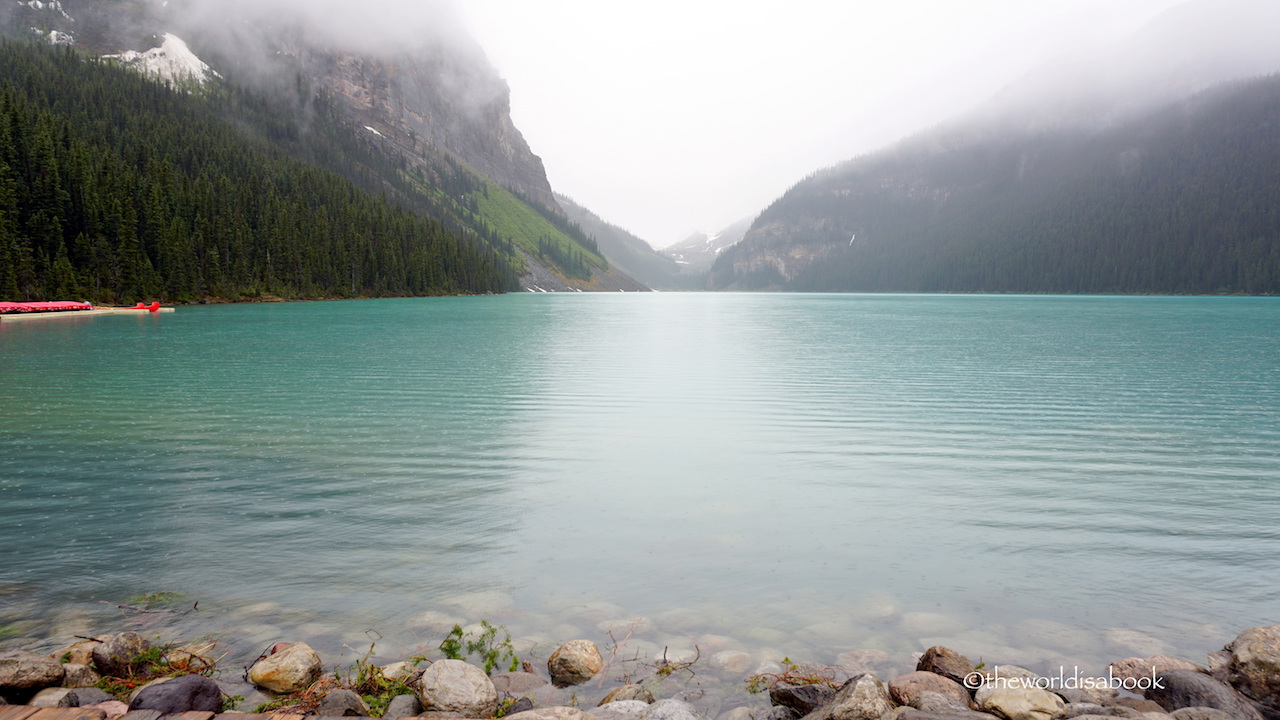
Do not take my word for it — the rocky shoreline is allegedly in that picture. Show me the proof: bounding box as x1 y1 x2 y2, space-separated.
3 620 1280 720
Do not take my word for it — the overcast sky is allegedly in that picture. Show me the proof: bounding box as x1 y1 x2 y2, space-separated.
456 0 1190 247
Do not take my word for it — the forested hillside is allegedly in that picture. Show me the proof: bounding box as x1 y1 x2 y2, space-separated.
0 41 520 303
709 75 1280 294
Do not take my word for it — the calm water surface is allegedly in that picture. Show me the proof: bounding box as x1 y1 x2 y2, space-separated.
2 294 1278 686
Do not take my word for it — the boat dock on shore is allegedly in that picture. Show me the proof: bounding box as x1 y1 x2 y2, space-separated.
0 306 174 323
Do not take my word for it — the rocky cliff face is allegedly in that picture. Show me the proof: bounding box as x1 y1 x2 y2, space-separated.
21 0 559 213
275 41 558 211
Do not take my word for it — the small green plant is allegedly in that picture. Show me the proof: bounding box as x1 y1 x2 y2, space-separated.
94 639 216 701
0 625 19 641
338 643 419 717
438 620 520 675
746 657 841 694
221 694 245 712
254 697 296 714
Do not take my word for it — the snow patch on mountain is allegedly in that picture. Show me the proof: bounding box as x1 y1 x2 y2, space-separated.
21 0 72 21
34 27 73 45
106 33 221 86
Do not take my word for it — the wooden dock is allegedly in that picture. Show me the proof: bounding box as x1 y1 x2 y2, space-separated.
0 708 347 720
0 307 175 323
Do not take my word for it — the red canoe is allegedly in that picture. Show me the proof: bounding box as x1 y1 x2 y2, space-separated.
0 301 96 314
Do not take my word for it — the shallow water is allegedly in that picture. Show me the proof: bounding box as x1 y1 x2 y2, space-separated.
2 294 1278 697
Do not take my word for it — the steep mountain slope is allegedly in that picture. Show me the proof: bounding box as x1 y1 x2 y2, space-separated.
0 41 515 303
5 0 644 292
709 75 1280 294
554 193 685 290
710 0 1280 294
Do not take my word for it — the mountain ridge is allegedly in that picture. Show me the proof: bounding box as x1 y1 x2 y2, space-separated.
709 0 1280 294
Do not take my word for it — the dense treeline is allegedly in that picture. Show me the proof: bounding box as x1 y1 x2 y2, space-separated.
710 76 1280 294
0 41 518 303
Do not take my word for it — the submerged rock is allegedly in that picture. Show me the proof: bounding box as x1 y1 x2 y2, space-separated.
601 684 657 705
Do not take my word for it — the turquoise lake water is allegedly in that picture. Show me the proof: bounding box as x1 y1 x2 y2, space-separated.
1 293 1278 688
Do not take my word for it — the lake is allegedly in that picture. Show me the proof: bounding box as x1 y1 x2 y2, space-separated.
2 293 1278 700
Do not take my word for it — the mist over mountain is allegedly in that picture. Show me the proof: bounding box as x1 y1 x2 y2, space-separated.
710 0 1280 294
663 219 752 279
4 0 646 293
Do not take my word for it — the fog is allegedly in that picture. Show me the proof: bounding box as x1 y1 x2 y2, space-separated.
133 0 1280 247
459 0 1280 246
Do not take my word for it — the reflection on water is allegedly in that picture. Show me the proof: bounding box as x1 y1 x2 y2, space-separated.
2 294 1278 699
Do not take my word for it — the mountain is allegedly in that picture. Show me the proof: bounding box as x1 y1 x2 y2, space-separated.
662 218 752 281
709 0 1280 294
0 41 515 302
3 0 646 293
554 193 693 290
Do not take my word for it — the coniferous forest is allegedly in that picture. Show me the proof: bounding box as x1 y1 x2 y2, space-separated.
0 41 519 304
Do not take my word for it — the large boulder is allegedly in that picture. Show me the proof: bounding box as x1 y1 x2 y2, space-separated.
807 675 895 720
1145 669 1263 720
916 647 975 687
0 652 66 694
91 632 150 677
418 659 498 717
1226 625 1280 715
129 673 222 713
889 672 970 707
973 684 1065 720
247 642 322 694
548 640 604 687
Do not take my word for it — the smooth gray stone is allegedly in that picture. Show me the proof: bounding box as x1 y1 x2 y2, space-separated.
1146 670 1264 720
